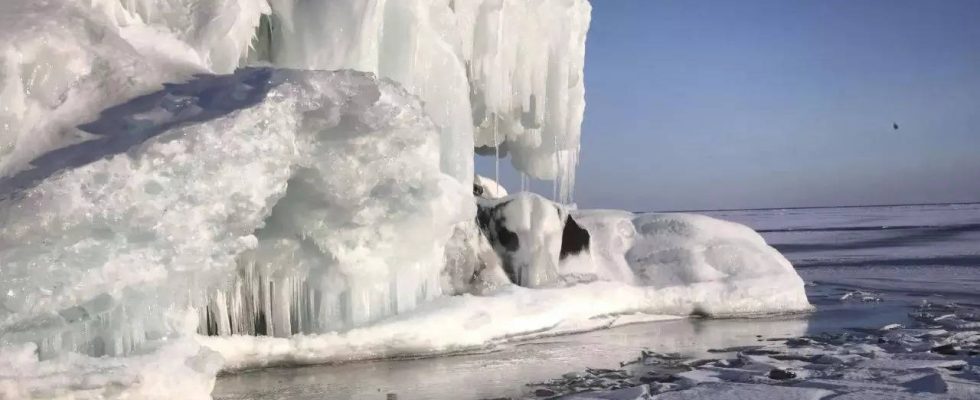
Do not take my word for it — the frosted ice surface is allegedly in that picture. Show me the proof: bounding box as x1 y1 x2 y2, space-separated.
0 68 468 355
568 210 811 316
654 383 833 400
0 0 272 176
627 213 804 290
0 336 222 400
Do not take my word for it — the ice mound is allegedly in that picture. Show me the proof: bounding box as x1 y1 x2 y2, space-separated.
473 197 809 316
0 68 468 357
570 210 812 316
199 202 812 371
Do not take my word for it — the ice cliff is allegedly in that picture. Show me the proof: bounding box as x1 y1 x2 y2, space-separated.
0 1 810 398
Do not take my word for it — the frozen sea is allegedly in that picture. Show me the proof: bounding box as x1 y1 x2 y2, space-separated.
213 203 980 400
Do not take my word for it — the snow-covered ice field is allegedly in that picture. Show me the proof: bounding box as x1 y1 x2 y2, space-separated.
212 203 980 399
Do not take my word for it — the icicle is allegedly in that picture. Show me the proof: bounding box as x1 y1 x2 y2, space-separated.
552 130 559 202
493 118 501 193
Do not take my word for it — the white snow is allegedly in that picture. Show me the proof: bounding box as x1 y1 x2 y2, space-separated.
564 210 812 315
0 337 221 400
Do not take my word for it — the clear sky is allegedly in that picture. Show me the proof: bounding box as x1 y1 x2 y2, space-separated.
477 0 980 211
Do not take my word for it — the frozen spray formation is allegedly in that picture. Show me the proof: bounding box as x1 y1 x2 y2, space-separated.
0 1 811 398
0 0 590 202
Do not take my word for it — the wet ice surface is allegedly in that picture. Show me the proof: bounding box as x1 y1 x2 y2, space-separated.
213 204 980 399
527 301 980 400
212 283 969 400
212 315 810 400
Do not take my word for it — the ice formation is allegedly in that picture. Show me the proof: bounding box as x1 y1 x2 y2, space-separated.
256 0 590 200
198 204 812 372
0 0 815 398
0 0 274 177
0 0 590 201
0 67 471 356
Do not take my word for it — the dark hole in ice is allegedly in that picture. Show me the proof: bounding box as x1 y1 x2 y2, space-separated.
496 220 519 251
559 215 590 260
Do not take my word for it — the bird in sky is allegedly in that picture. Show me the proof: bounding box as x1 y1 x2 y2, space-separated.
893 122 899 130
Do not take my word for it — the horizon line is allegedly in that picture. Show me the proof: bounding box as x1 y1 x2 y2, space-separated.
647 200 980 214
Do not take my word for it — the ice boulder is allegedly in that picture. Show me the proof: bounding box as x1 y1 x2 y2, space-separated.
0 68 469 355
571 210 812 316
474 196 809 315
441 219 511 296
627 213 803 289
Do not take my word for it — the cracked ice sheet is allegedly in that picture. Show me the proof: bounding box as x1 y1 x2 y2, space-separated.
651 383 833 400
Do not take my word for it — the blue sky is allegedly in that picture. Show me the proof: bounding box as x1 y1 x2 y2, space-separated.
477 0 980 211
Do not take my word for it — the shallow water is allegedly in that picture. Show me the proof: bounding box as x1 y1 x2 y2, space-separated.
213 203 980 400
